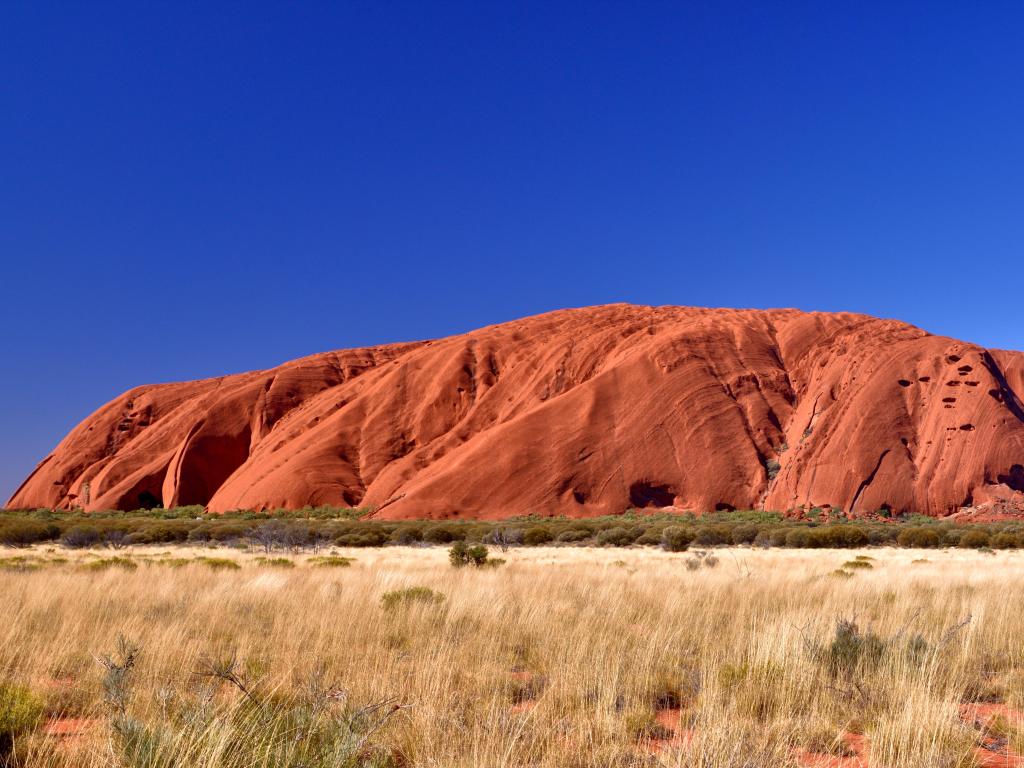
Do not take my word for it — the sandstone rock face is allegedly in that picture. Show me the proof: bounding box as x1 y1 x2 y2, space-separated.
8 305 1024 519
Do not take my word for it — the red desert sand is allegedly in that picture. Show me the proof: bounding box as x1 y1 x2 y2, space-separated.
9 304 1024 518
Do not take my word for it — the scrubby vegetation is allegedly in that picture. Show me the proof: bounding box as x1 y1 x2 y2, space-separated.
4 506 1024 554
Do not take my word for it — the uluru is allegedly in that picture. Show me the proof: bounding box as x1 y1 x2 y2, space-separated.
8 304 1024 519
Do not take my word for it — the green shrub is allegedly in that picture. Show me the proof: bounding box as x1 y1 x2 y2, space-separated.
128 521 191 544
939 529 963 547
661 526 695 552
186 525 212 542
556 529 592 543
693 524 732 546
461 524 492 544
896 527 941 548
990 532 1021 549
389 525 424 544
867 526 898 545
423 525 465 544
521 527 554 546
449 541 493 567
0 682 44 763
596 527 639 547
634 527 666 546
812 525 870 548
333 530 388 547
730 524 760 545
149 524 191 548
767 528 791 547
381 586 445 611
206 523 250 543
785 529 813 548
822 619 886 674
0 521 58 547
959 530 991 549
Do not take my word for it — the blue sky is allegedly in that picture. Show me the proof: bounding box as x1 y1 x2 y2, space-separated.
2 2 1023 502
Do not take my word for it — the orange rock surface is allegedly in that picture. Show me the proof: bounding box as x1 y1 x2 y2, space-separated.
8 305 1024 518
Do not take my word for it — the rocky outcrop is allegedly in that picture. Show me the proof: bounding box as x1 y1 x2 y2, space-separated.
8 305 1024 519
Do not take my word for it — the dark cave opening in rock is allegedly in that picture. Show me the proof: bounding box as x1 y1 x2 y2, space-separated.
137 491 162 509
629 482 675 508
998 464 1024 492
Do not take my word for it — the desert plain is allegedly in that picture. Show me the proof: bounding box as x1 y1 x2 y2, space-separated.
4 543 1024 768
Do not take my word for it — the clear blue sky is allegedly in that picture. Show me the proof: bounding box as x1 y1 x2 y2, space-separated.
2 2 1023 502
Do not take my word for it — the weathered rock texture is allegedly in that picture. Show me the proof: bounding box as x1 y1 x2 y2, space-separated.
8 305 1024 518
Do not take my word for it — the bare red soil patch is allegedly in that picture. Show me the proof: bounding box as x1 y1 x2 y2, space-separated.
976 750 1024 768
793 732 868 768
43 716 99 739
508 669 545 714
641 708 694 754
962 703 1024 727
961 704 1024 767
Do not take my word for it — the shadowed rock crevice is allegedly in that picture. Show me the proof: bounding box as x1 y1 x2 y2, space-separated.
849 451 890 514
999 465 1024 493
982 352 1024 424
110 467 170 511
172 427 253 506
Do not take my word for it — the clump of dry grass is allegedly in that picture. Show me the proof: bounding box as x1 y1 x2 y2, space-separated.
307 556 354 568
380 586 445 611
253 557 295 568
843 559 874 570
1 545 1023 766
82 557 137 572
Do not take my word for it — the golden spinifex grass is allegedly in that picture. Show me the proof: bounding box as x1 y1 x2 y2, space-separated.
2 546 1023 767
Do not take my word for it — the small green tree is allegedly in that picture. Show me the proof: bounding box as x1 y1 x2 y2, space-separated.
959 529 990 549
522 527 554 546
449 541 492 567
896 527 941 548
661 526 695 552
990 532 1020 549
